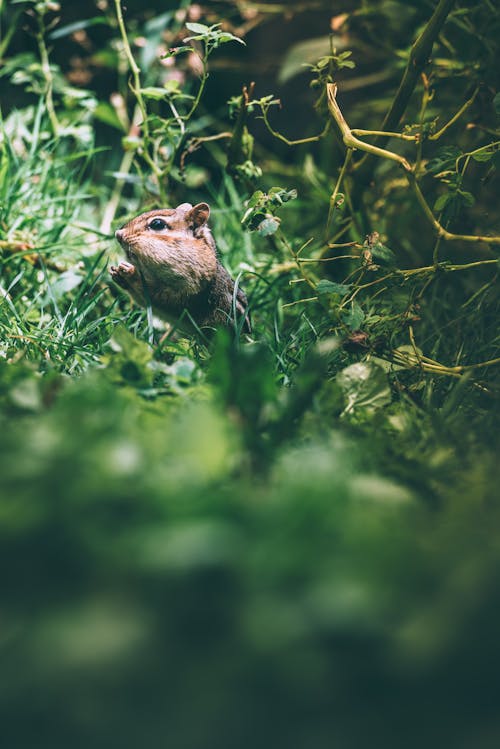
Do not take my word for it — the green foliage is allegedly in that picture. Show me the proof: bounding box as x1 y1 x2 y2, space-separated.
0 0 500 746
183 21 245 50
241 187 298 234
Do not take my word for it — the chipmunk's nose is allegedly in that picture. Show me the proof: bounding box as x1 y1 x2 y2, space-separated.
115 228 124 242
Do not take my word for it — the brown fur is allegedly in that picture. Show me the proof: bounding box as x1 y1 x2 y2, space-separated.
111 202 250 334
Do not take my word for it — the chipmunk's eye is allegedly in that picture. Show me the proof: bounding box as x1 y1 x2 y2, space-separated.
149 218 168 231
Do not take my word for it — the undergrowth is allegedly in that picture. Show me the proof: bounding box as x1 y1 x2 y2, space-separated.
0 1 499 747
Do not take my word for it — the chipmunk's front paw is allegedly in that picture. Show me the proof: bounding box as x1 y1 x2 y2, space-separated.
110 261 136 288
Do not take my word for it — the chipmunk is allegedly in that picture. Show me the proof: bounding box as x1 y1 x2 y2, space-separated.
111 202 251 334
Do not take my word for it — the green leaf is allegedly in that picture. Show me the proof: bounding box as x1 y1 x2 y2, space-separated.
278 36 333 83
425 146 461 175
434 193 451 212
257 217 280 236
471 144 499 162
103 326 154 388
344 302 365 330
370 241 396 265
93 102 125 131
217 32 245 45
458 190 475 207
185 22 210 34
139 87 170 100
336 361 391 418
246 190 265 208
269 187 298 204
316 280 351 296
9 377 43 412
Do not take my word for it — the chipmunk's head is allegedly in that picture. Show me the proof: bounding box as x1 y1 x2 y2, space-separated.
115 202 212 252
115 202 217 287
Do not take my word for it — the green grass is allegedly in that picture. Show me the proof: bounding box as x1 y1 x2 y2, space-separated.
1 3 500 742
1 108 499 748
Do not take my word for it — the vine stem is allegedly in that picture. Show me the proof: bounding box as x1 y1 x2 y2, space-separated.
113 0 163 188
261 106 331 146
351 129 417 141
326 82 500 246
326 84 412 170
184 55 208 121
353 0 456 190
326 149 353 237
429 88 479 141
113 0 146 124
276 230 316 290
367 0 456 153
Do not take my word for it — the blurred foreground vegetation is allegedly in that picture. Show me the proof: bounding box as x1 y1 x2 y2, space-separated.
1 1 499 747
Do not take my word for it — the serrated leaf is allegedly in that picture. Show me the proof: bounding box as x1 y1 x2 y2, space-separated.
371 241 396 265
425 146 461 175
246 190 264 208
268 187 297 204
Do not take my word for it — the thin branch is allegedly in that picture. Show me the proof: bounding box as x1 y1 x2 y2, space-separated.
429 87 479 140
326 82 500 246
113 0 146 125
390 349 500 375
326 149 353 236
407 170 500 244
183 55 209 122
282 296 318 308
403 259 498 274
260 107 331 146
113 0 161 183
351 129 417 141
354 0 456 185
326 85 412 171
277 229 316 290
378 0 456 142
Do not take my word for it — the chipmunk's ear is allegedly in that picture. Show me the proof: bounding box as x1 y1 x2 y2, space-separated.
188 202 210 228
